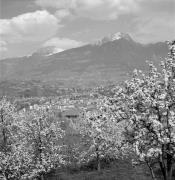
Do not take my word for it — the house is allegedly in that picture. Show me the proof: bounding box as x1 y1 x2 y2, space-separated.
62 108 81 119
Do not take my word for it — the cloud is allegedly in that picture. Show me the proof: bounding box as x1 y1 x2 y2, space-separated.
43 37 84 50
0 41 7 52
131 0 175 43
35 0 174 43
133 14 175 43
35 0 141 20
55 9 72 19
0 41 8 60
35 0 174 27
0 10 60 43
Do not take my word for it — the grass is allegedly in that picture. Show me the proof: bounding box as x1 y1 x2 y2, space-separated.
44 159 154 180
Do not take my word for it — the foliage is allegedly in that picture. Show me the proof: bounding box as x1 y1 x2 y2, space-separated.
107 41 175 180
77 98 126 171
16 104 65 179
0 100 66 180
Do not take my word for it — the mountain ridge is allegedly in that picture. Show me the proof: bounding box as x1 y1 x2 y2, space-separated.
0 32 169 88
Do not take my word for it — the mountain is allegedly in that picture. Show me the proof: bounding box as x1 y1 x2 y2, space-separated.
32 46 64 57
0 33 169 89
94 32 133 45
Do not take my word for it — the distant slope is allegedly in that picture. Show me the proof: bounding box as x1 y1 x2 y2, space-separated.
0 33 169 88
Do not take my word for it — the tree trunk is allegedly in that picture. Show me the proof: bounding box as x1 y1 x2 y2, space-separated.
0 109 7 150
159 160 173 180
159 160 167 180
165 165 173 180
146 162 157 180
40 174 44 180
166 171 173 180
159 144 169 180
96 151 101 172
166 144 173 180
97 158 101 172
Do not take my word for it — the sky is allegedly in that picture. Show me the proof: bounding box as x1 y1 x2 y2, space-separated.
0 0 174 59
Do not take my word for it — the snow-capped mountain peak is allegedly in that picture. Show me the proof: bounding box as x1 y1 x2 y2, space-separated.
94 32 133 46
32 46 64 57
110 32 132 41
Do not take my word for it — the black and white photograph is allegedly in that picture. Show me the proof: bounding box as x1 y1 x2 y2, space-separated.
0 0 175 179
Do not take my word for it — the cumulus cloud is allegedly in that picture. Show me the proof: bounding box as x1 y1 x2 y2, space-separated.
35 0 141 20
0 10 60 43
43 37 84 50
34 0 175 24
55 9 72 19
